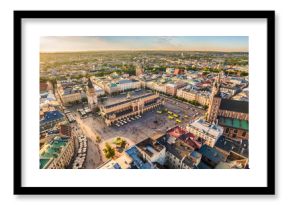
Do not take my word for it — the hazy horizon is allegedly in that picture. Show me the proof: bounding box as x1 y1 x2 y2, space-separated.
40 36 248 53
40 50 249 54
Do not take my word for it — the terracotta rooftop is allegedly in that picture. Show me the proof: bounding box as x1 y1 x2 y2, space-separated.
167 126 187 138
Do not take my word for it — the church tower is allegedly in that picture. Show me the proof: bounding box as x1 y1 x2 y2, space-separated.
206 73 222 124
86 78 98 111
135 63 144 76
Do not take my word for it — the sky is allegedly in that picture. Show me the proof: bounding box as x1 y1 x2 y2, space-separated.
40 36 248 52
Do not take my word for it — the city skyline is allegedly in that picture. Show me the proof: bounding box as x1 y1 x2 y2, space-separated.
40 36 248 52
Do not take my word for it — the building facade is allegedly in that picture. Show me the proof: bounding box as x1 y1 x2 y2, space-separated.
166 67 174 74
56 81 82 105
186 119 224 147
104 79 141 94
60 92 81 105
177 88 210 106
214 135 249 168
40 110 65 132
174 69 184 75
99 91 163 126
157 135 201 169
60 122 72 137
146 81 167 93
166 83 177 96
136 137 166 166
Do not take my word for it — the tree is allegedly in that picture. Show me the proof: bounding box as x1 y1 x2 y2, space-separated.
240 71 249 77
114 137 127 148
95 135 101 143
103 143 115 159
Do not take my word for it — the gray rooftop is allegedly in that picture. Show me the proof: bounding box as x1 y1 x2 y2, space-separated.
220 99 249 113
102 89 155 108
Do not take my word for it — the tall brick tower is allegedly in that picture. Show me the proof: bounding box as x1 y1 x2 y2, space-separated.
206 73 222 124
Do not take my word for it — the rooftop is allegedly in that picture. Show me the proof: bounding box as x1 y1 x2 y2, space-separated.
119 79 133 84
167 126 187 138
62 86 82 95
108 79 139 87
182 87 211 97
114 154 133 169
187 119 224 138
99 160 121 169
93 84 104 91
157 135 198 168
39 136 70 169
179 133 202 150
136 138 165 158
40 158 52 169
58 81 76 88
125 146 153 169
197 161 212 169
218 117 248 131
214 135 248 158
198 144 224 167
102 89 155 108
220 99 249 113
214 135 235 152
40 110 64 125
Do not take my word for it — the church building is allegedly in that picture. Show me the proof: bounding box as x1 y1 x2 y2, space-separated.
206 73 249 140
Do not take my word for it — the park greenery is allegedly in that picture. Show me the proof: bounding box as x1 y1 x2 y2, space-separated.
224 57 248 66
113 137 127 148
103 143 115 159
146 66 166 74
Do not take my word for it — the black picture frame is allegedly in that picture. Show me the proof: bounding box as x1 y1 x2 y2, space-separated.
14 10 275 195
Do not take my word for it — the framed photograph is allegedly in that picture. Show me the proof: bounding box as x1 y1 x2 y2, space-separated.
14 10 275 195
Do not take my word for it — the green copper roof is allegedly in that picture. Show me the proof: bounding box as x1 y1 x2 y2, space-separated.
219 117 248 131
40 159 51 169
240 120 248 130
40 137 69 169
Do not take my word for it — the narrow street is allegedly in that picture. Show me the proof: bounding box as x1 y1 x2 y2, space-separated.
74 115 104 168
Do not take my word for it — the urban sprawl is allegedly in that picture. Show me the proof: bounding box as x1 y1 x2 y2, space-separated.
39 51 249 169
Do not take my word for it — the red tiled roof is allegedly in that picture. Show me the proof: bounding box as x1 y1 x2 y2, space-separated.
181 134 202 150
167 126 187 138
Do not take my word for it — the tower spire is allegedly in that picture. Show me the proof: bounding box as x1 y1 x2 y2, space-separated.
213 72 221 97
87 77 94 89
206 72 222 123
217 72 221 84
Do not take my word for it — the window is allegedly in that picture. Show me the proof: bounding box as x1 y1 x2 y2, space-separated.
242 131 247 137
225 128 229 133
